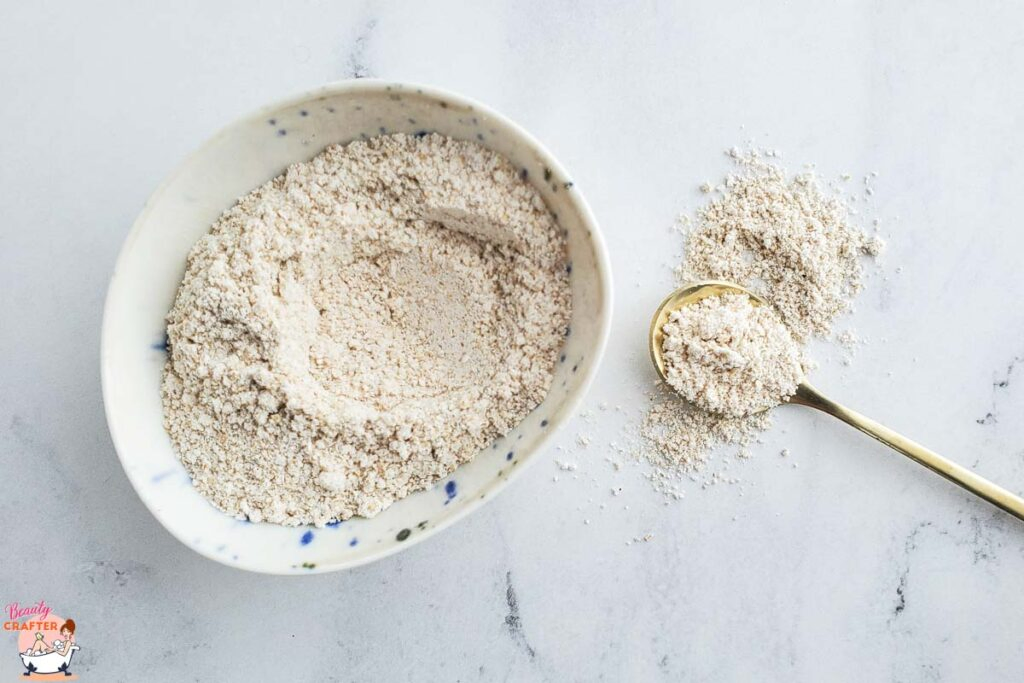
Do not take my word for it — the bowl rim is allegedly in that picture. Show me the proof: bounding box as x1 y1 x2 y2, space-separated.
100 78 614 574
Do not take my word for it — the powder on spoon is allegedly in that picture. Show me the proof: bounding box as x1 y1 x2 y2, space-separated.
661 292 805 418
161 133 571 526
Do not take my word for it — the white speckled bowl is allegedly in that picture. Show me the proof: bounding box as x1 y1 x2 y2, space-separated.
101 81 612 574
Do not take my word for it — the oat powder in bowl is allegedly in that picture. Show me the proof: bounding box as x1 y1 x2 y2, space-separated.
161 132 571 526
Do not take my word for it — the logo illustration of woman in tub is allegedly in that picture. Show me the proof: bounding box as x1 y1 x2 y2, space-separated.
19 618 79 677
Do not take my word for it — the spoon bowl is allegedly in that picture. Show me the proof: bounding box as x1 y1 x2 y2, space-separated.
648 279 767 384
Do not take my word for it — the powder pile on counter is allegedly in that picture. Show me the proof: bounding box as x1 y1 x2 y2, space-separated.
642 148 881 486
161 133 570 526
679 148 884 341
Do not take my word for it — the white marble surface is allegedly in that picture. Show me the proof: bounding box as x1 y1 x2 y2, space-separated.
3 2 1024 680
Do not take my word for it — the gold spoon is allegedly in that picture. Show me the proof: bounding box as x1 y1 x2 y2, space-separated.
649 279 1024 522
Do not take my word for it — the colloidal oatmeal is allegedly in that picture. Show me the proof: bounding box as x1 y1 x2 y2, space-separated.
161 133 571 526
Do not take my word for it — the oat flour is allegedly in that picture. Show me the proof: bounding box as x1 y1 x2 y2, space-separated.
661 293 805 418
161 133 571 526
642 149 881 483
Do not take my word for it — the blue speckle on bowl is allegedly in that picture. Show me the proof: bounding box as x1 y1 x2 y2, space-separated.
151 333 169 351
326 520 342 528
151 468 176 483
444 480 457 503
300 530 314 545
541 419 549 428
277 129 287 137
349 538 359 547
506 451 514 461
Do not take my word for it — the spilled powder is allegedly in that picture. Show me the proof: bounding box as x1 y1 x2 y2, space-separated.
641 148 881 491
679 147 883 341
161 133 570 526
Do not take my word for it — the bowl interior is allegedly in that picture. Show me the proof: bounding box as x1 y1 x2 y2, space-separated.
102 81 610 573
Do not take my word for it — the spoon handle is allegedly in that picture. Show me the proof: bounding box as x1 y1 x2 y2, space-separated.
791 383 1024 522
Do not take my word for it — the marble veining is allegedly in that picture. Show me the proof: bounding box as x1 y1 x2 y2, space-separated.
504 571 537 660
977 353 1023 425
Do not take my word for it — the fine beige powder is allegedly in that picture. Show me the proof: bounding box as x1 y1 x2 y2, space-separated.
161 133 571 526
661 293 805 418
642 148 881 482
679 148 883 341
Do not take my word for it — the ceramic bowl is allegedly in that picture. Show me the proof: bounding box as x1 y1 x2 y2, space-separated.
102 80 612 574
